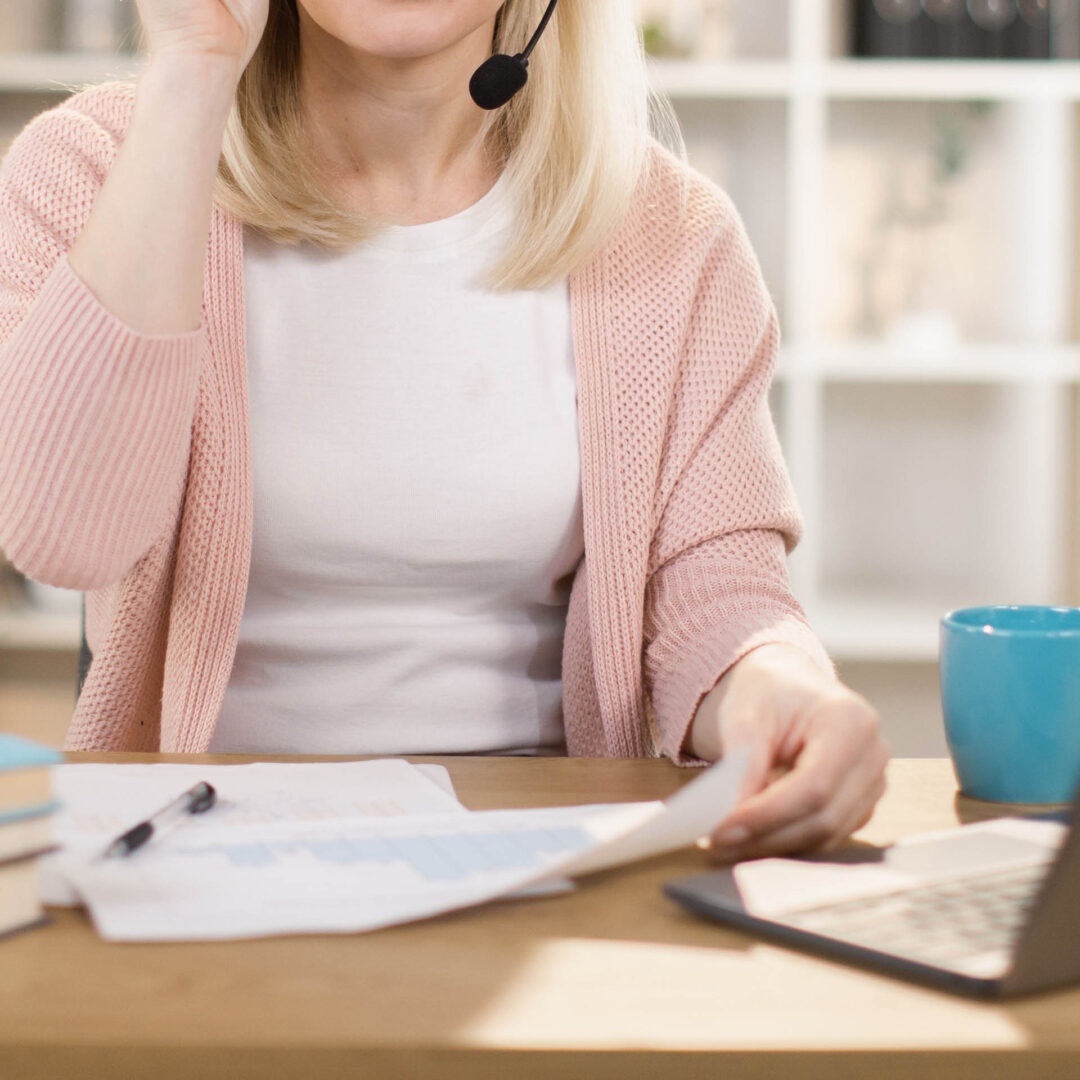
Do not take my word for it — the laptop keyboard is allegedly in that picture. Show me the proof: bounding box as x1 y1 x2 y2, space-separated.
782 862 1051 971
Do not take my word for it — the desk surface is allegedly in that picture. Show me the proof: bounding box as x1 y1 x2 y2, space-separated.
1 754 1078 1080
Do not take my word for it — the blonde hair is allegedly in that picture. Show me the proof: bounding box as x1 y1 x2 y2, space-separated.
212 0 685 292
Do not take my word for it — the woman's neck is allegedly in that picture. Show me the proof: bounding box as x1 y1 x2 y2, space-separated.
296 8 500 225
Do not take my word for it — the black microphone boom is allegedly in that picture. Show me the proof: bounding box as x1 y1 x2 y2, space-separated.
469 0 560 110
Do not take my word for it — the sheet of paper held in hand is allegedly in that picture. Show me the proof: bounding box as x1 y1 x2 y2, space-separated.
62 750 750 942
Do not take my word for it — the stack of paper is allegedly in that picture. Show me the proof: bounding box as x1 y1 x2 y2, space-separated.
48 752 748 942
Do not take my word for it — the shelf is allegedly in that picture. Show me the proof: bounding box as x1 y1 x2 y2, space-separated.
811 596 944 662
4 52 1079 104
777 343 1080 383
650 57 1080 102
0 51 794 99
0 607 81 651
823 60 1080 102
0 51 143 92
0 53 791 100
647 58 791 99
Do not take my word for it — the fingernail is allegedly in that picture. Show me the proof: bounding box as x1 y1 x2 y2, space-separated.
713 825 750 846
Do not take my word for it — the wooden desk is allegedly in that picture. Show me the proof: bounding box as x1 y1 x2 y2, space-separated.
1 755 1077 1080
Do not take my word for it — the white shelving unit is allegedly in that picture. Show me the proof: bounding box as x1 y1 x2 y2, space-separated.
1 4 1078 753
656 3 1077 659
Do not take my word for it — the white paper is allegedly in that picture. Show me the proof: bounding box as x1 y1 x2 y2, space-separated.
411 764 457 799
556 749 751 877
65 750 749 942
44 759 464 905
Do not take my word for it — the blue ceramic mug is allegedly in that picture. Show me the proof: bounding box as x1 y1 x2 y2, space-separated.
940 606 1080 804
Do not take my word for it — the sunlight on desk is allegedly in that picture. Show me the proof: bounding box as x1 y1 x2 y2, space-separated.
459 937 1029 1051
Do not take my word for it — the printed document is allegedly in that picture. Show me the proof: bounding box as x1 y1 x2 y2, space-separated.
62 750 749 941
44 759 463 905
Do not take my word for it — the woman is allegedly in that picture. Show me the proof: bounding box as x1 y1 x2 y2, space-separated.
0 0 887 859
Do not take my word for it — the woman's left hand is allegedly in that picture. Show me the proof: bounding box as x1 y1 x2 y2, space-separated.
687 643 889 861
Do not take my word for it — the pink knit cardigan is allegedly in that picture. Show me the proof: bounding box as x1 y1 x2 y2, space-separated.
0 81 832 759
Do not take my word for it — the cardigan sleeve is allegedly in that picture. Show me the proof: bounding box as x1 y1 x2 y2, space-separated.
0 98 205 590
641 193 834 765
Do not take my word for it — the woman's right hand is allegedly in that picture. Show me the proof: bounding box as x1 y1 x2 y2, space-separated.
134 0 270 79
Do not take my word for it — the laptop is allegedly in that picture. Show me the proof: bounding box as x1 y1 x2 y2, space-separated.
663 799 1079 998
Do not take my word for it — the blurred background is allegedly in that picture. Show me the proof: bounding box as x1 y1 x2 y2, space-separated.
1 0 1078 754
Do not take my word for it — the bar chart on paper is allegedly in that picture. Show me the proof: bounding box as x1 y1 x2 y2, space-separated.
43 759 469 905
66 804 659 942
179 826 594 882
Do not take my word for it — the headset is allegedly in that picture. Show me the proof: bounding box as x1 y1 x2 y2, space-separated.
469 0 560 109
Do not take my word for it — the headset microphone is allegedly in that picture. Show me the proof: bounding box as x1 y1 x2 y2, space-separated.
469 0 560 110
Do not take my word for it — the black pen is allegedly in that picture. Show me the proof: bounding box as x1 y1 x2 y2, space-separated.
100 781 217 858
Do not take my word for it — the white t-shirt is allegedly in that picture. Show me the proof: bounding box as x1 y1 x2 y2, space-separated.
210 172 584 755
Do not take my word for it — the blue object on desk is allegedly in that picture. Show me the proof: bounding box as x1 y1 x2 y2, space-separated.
0 733 62 772
0 733 62 821
941 605 1080 805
